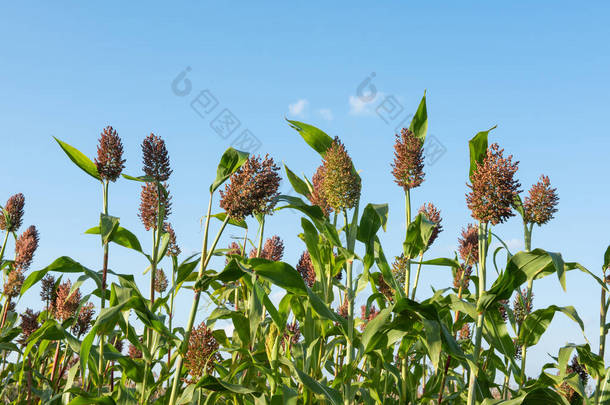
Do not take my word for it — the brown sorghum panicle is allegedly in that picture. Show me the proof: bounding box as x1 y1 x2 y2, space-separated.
14 225 39 271
129 343 143 359
40 274 57 304
113 337 124 353
154 268 168 294
377 274 394 302
523 175 559 226
95 126 126 182
359 305 380 330
282 322 301 350
164 222 181 257
320 137 361 212
4 269 24 298
18 308 40 346
184 322 221 381
459 323 471 340
309 166 331 216
296 251 316 287
142 133 172 181
458 224 479 266
418 203 443 247
466 143 521 225
250 235 284 261
561 356 588 402
225 242 242 264
337 297 349 319
139 182 172 231
453 264 472 291
391 128 425 191
219 155 281 221
0 193 25 232
71 302 95 337
52 280 81 322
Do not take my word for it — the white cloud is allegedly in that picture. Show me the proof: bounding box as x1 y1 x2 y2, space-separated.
288 99 308 117
348 92 385 116
318 108 333 121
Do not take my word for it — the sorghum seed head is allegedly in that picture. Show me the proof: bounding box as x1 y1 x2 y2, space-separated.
466 143 521 225
129 343 142 359
391 255 409 290
391 128 425 191
514 338 522 360
418 203 443 247
320 137 361 212
459 323 471 340
377 274 394 302
142 133 172 181
18 308 40 346
453 264 472 291
164 222 181 257
561 356 588 402
138 182 172 231
513 289 533 325
225 242 242 264
497 299 509 322
112 337 124 353
40 274 56 303
184 322 221 381
95 126 126 182
337 297 349 319
250 235 284 261
71 302 95 337
458 224 479 266
52 280 81 322
3 269 24 298
219 155 281 221
14 225 39 271
282 322 301 350
309 166 331 216
0 193 25 232
360 305 380 331
154 268 168 294
523 175 559 226
296 251 316 287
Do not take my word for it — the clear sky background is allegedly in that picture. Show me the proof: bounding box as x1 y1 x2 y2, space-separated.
1 2 609 378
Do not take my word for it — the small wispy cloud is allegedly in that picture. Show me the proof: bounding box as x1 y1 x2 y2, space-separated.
318 108 333 121
288 99 308 117
348 92 384 116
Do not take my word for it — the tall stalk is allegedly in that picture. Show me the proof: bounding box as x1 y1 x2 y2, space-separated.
343 209 354 405
169 193 228 405
401 188 412 401
596 270 608 405
98 180 109 393
466 221 488 405
519 221 533 386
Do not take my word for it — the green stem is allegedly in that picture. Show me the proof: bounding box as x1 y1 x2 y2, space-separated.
0 231 9 265
169 194 226 405
343 209 354 405
411 252 424 300
466 221 488 405
401 188 412 401
256 217 265 258
519 222 533 386
98 180 109 394
596 276 608 405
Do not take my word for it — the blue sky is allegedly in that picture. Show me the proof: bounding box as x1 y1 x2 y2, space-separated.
2 2 610 377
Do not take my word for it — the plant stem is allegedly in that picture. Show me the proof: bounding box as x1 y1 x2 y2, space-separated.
411 252 424 300
343 209 354 405
519 222 533 386
98 180 109 393
401 188 412 401
466 221 488 405
256 217 265 258
596 274 608 405
169 194 226 405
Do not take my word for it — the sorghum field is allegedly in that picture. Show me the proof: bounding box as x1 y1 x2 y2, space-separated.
1 93 609 405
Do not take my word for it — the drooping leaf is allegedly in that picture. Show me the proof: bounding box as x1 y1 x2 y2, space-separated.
519 305 586 347
468 126 496 178
85 225 143 253
54 137 101 181
284 164 311 197
286 120 334 157
210 212 247 229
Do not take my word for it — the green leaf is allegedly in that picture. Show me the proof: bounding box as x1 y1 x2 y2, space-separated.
279 358 342 405
403 213 435 259
121 174 156 182
286 120 334 156
468 126 496 178
85 226 143 253
54 137 101 181
284 164 311 197
210 147 250 192
604 245 610 271
598 367 610 404
100 213 120 245
357 203 389 243
210 212 247 229
67 392 116 405
519 305 585 347
20 256 94 296
409 91 428 142
251 260 307 295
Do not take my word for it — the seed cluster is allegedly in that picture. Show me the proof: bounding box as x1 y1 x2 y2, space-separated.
142 133 172 181
391 128 425 191
0 193 25 232
319 137 361 212
184 322 221 381
418 202 443 247
296 251 316 287
95 126 125 182
523 175 559 225
458 224 479 266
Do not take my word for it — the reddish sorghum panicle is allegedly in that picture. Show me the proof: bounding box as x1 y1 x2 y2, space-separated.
466 143 521 225
129 343 143 359
296 251 316 287
281 322 301 350
138 182 172 231
250 235 285 262
0 193 25 232
391 128 425 191
95 126 126 182
14 225 39 271
52 280 81 322
523 175 559 225
320 137 361 212
219 155 281 221
184 322 221 381
18 308 40 346
453 264 472 291
154 268 168 294
337 297 349 319
71 302 95 337
40 274 57 305
418 203 443 247
458 224 479 266
225 242 242 264
164 222 181 257
377 274 394 302
459 323 471 340
3 269 24 298
359 305 380 330
308 166 331 216
142 133 172 181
